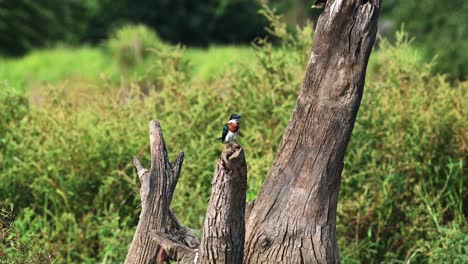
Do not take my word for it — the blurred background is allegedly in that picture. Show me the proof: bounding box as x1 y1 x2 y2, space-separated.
0 0 466 263
0 0 466 79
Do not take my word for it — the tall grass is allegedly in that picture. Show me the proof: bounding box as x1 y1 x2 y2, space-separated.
0 20 466 263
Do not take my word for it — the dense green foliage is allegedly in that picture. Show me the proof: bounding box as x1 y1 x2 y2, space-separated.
104 0 267 46
1 0 466 81
0 206 55 263
382 0 468 80
107 25 167 72
0 0 266 55
0 0 94 55
0 17 467 263
280 0 467 80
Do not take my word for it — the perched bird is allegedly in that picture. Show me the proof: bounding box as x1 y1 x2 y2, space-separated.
312 0 327 8
218 114 242 143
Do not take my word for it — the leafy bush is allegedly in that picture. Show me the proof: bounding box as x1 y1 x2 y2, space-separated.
107 24 166 72
381 0 468 80
0 9 466 263
339 31 467 262
0 206 56 263
0 87 29 132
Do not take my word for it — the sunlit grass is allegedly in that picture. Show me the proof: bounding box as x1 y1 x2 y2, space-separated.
184 45 255 81
0 47 116 87
0 45 256 91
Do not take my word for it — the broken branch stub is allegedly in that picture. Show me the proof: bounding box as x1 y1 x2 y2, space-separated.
125 120 185 264
198 143 248 264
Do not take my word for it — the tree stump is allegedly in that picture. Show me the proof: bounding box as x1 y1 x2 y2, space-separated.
125 123 247 264
125 121 189 264
199 143 248 263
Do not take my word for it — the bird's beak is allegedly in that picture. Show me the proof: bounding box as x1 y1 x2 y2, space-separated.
236 114 242 119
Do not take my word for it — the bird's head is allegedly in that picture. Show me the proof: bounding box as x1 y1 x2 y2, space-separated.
229 114 242 121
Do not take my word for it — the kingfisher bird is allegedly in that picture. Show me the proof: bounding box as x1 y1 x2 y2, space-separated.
217 114 242 143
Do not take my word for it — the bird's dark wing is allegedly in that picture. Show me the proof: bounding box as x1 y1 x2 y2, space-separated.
222 124 228 141
217 124 229 141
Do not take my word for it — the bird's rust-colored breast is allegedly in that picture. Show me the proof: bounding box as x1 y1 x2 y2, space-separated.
228 122 239 133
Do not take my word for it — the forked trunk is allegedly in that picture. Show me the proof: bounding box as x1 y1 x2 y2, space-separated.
125 1 382 263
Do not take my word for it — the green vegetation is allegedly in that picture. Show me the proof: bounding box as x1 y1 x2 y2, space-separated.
107 24 166 72
1 20 467 264
2 1 466 80
0 0 94 55
0 47 116 87
381 0 468 80
0 0 266 55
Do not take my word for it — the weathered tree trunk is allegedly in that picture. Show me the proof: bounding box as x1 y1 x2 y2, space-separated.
199 143 248 263
125 121 186 264
125 1 381 263
125 125 247 264
244 1 382 263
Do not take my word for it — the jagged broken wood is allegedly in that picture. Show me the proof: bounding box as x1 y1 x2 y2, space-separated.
125 121 198 264
152 142 248 264
125 122 247 264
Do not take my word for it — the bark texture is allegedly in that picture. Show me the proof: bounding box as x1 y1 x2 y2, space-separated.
125 121 185 264
199 143 248 263
244 1 382 263
125 122 247 264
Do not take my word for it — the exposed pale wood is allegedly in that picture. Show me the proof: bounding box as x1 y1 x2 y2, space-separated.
198 143 248 263
125 121 185 264
244 1 382 263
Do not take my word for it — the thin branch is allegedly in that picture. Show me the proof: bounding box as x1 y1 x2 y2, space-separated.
168 151 184 203
133 156 148 181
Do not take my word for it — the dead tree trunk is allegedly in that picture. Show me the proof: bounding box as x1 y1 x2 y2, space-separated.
125 125 247 264
125 1 381 263
125 121 192 264
243 1 382 263
199 143 247 263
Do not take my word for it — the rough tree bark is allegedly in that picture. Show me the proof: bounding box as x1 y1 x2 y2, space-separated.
199 143 248 263
125 121 193 264
125 124 247 264
243 1 382 263
125 0 381 263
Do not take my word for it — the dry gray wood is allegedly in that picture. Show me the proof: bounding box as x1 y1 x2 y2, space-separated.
144 205 201 264
150 230 197 263
244 1 382 263
125 120 184 264
198 143 248 263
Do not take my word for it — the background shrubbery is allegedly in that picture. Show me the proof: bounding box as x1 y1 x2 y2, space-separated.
1 11 467 262
0 0 466 80
381 0 467 80
0 0 267 54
